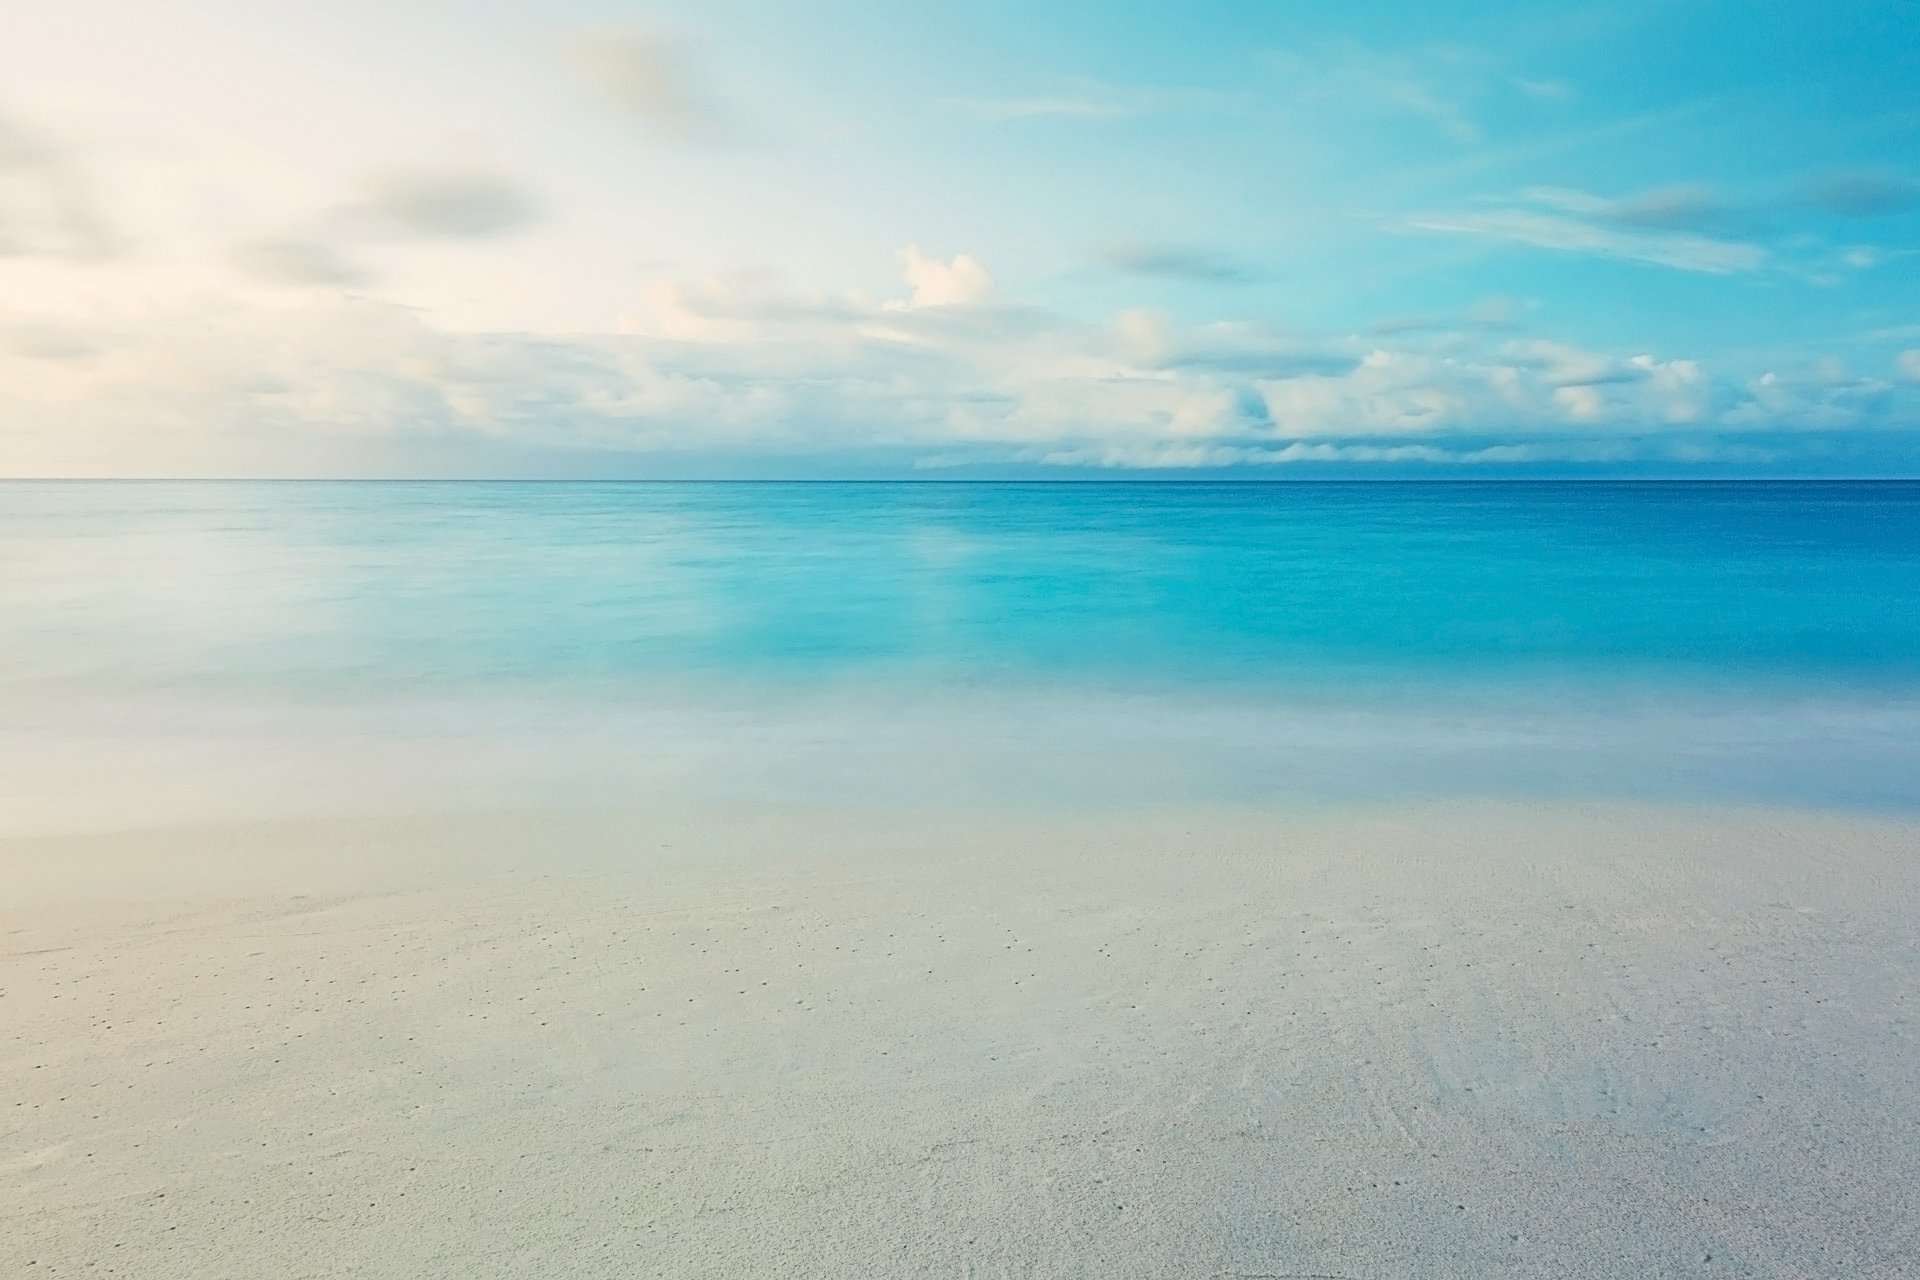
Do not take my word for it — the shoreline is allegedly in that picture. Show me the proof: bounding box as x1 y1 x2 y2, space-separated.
6 680 1919 843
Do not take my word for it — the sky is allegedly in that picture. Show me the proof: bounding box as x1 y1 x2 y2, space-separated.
2 0 1918 477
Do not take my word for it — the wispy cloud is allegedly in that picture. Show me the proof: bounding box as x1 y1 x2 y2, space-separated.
1525 183 1738 232
1530 173 1920 234
946 96 1134 122
1369 295 1527 336
1262 41 1566 148
235 167 542 288
1795 170 1920 217
1510 77 1576 103
230 236 371 287
561 29 739 143
340 170 542 240
1404 103 1714 186
1406 186 1768 274
1 318 106 361
1408 168 1920 278
1095 241 1257 284
0 109 116 261
943 82 1228 124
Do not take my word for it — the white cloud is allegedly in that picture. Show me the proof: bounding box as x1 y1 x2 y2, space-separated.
1257 351 1475 436
1525 183 1732 231
1405 206 1766 274
1411 179 1920 282
6 246 1918 476
1028 439 1646 469
894 246 994 308
1627 354 1710 422
1722 365 1898 430
1502 339 1625 387
1254 342 1711 438
1899 349 1920 382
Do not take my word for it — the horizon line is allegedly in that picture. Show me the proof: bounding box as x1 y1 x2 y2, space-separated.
3 475 1918 485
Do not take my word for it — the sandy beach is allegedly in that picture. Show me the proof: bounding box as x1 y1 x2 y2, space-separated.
5 800 1916 1278
9 0 1920 1268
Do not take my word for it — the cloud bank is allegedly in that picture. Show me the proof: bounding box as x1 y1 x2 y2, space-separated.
7 247 1917 476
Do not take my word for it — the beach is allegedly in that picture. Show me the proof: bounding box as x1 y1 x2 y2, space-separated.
9 0 1920 1265
7 800 1917 1278
5 479 1919 1276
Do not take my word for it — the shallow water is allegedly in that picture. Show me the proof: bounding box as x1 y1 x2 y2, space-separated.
2 480 1917 828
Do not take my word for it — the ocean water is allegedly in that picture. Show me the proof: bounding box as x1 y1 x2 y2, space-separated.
2 480 1917 831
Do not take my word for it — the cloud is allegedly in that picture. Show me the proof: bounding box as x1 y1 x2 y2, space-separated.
894 246 994 308
1898 350 1920 382
562 30 734 143
1722 364 1899 431
234 166 541 287
11 246 1920 476
946 96 1135 122
1405 195 1767 274
1511 78 1575 103
231 236 371 287
1502 338 1637 388
1369 295 1525 336
0 110 115 261
1525 183 1736 232
1376 79 1481 145
1 319 105 361
343 169 541 240
1797 171 1920 217
1492 174 1920 245
1096 241 1256 284
1254 343 1711 437
1407 176 1920 281
943 82 1227 124
1029 438 1647 470
1264 42 1514 146
1102 310 1345 380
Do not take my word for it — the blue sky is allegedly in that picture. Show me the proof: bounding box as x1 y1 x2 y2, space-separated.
2 0 1917 475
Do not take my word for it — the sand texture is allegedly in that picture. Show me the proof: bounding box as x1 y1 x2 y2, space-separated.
4 802 1918 1278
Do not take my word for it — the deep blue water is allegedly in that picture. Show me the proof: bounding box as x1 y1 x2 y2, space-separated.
2 480 1917 696
2 481 1917 824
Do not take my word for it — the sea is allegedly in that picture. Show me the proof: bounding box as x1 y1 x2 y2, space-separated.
2 480 1916 835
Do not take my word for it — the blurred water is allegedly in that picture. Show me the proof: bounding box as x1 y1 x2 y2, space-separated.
1 480 1916 829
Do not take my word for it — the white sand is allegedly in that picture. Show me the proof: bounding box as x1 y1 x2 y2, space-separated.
4 801 1918 1278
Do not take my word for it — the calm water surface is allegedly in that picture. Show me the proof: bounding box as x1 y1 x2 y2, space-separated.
2 481 1916 826
4 480 1917 693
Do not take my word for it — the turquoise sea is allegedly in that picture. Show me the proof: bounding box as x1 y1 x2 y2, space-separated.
2 480 1917 830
